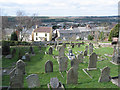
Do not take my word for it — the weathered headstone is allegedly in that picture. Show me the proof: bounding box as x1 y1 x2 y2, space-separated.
48 47 53 55
78 43 81 47
50 77 59 88
87 52 97 70
9 60 25 88
58 56 68 72
5 54 12 59
58 46 65 57
25 53 30 61
98 66 111 82
67 67 78 84
89 43 93 55
45 60 53 73
84 50 87 56
26 74 40 88
76 54 83 63
71 58 79 69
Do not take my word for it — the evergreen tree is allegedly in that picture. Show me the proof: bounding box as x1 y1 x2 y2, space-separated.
11 31 18 41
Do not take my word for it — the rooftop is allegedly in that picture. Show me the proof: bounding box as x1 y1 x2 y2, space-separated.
34 27 52 33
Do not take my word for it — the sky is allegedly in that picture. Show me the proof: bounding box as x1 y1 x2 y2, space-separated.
0 0 119 16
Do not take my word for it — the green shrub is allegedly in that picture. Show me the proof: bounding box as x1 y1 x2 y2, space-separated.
88 35 94 40
11 32 18 41
2 41 10 55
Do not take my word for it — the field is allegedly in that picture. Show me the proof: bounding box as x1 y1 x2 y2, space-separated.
2 42 119 88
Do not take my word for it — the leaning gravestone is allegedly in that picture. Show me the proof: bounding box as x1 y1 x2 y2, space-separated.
9 60 25 88
71 58 79 70
89 43 93 55
45 60 53 73
58 46 65 57
58 56 68 72
67 67 78 84
87 52 97 70
76 54 83 63
50 77 59 88
48 47 53 55
26 74 40 88
98 66 111 82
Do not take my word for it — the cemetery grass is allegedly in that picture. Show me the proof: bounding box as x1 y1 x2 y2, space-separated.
2 43 119 88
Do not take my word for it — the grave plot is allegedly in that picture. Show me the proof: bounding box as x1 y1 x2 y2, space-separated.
2 41 119 88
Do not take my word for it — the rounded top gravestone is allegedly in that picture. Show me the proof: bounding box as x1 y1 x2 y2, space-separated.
50 77 59 88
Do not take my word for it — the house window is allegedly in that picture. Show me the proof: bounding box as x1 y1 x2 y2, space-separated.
45 33 47 36
36 37 38 40
36 33 38 36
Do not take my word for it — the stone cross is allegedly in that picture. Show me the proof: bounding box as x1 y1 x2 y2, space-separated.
26 74 40 88
58 56 68 72
45 60 53 73
67 67 78 84
98 66 111 82
88 52 97 70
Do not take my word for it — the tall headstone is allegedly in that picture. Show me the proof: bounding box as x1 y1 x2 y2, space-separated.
45 60 53 73
76 54 83 63
67 67 78 84
48 47 53 55
89 43 93 55
71 58 79 70
9 60 25 88
26 74 40 88
58 56 68 72
58 46 65 57
88 52 97 70
98 66 111 82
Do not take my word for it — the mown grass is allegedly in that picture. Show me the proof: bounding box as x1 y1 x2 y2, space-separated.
2 43 119 88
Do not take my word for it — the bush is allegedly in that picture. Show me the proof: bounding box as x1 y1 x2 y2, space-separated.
108 24 119 41
2 41 10 55
88 35 94 40
11 32 18 41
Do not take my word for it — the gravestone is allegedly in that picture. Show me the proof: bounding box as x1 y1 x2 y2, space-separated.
76 54 83 63
98 66 111 82
78 43 81 47
67 67 78 84
5 54 12 59
58 46 65 57
87 52 97 70
25 53 30 61
9 60 25 88
29 46 35 54
50 77 59 88
11 48 16 57
71 44 74 48
71 58 79 70
58 56 68 72
85 46 88 52
48 47 53 55
26 74 40 88
84 50 87 56
89 43 93 55
69 49 73 56
45 60 53 73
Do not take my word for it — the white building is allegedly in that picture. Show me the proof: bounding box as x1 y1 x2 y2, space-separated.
33 27 52 41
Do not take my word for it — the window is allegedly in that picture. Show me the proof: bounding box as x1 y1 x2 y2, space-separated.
45 33 47 36
36 33 38 36
36 37 38 40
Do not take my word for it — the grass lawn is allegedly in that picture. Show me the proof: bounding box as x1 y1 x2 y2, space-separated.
2 43 119 88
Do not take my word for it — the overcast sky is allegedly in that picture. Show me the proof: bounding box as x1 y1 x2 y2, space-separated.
0 0 119 16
